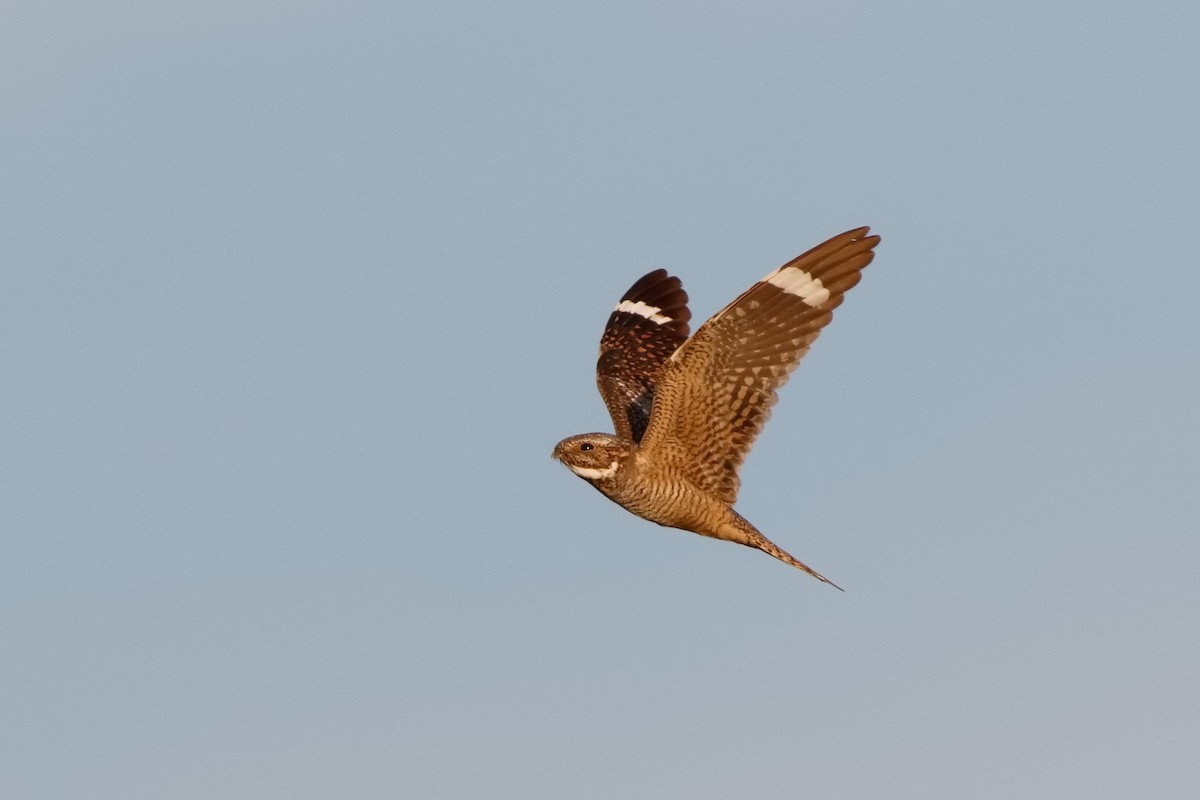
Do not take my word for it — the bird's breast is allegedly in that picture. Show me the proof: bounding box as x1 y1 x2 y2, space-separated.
601 462 724 534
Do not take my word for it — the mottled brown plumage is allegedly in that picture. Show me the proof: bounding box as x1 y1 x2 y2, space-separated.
596 269 691 443
553 227 880 587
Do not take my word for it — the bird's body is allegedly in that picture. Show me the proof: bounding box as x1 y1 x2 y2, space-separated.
552 227 880 587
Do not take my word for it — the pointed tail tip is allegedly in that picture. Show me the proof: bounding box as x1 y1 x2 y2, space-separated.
790 559 844 591
786 558 844 591
731 521 845 590
777 550 844 591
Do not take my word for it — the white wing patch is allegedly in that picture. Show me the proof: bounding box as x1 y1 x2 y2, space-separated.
615 299 673 325
569 461 620 480
765 267 831 307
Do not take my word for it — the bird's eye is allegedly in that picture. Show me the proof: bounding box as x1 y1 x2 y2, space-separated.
580 443 594 451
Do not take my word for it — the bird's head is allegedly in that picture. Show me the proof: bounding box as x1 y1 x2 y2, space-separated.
551 433 631 482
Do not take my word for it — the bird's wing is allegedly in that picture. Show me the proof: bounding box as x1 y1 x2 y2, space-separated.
640 228 880 503
595 269 691 443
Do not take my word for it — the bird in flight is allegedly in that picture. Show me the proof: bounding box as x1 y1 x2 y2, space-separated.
552 227 880 588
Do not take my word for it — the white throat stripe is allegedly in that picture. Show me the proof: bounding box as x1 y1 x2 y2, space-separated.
765 268 831 307
615 299 672 325
570 461 619 480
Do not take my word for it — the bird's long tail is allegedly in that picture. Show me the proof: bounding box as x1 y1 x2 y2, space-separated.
721 511 844 591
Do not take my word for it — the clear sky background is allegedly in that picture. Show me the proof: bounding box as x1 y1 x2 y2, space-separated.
3 2 1198 798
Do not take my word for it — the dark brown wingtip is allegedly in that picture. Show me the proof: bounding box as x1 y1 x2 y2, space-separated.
617 269 691 336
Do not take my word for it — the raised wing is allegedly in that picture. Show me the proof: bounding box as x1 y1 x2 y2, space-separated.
596 269 691 443
640 227 880 503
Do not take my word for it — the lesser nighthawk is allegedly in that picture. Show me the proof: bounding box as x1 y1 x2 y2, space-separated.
552 227 879 588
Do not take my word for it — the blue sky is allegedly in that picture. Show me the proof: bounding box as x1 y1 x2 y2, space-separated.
3 2 1198 798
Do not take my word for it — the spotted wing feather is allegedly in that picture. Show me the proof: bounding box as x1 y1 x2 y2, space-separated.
596 269 691 443
640 228 880 503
